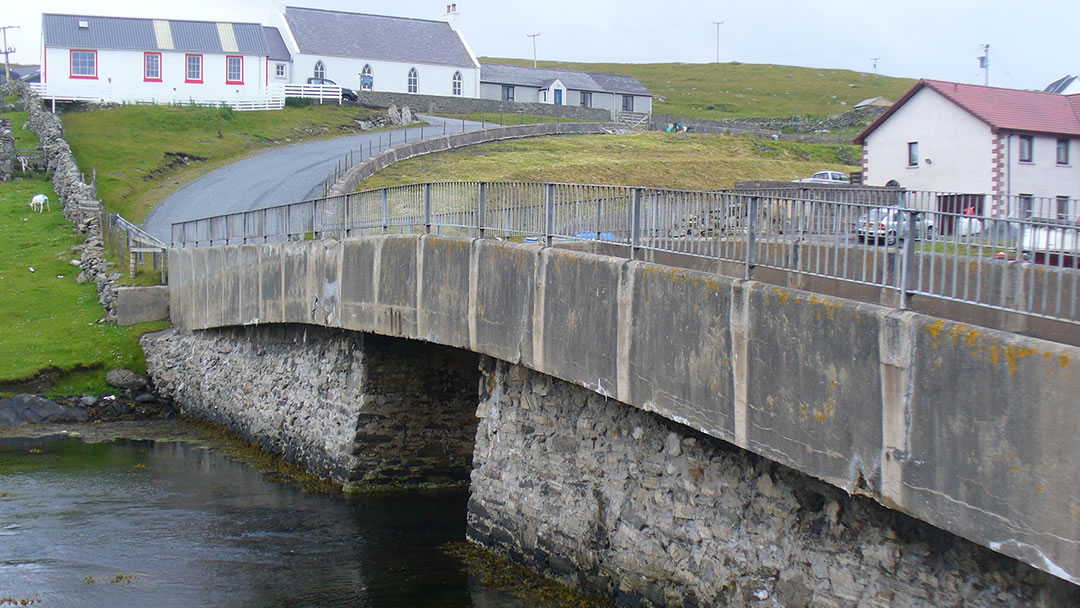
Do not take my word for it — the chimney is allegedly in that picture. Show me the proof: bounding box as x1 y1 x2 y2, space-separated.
445 3 460 30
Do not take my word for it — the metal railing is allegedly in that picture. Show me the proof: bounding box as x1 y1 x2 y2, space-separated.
171 183 1080 325
105 212 169 281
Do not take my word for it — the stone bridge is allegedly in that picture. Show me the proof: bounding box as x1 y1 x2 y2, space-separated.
146 234 1080 605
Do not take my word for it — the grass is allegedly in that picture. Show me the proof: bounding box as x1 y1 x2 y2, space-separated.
355 131 861 191
61 103 385 223
0 100 40 149
434 112 588 126
481 57 916 121
0 177 166 396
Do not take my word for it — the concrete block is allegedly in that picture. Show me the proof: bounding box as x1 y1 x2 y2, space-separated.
418 236 472 349
374 235 419 338
282 241 310 323
473 239 538 363
258 243 284 324
115 285 169 326
238 245 260 324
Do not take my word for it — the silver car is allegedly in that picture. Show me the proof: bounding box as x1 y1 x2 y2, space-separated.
856 207 934 245
794 171 850 184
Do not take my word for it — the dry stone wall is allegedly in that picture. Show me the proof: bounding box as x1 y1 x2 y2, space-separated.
0 118 14 181
141 325 480 486
468 358 1078 607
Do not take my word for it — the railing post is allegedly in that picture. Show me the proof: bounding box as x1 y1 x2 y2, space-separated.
312 199 318 239
631 187 642 259
243 211 249 244
478 182 487 239
424 183 432 234
745 196 758 280
382 188 389 235
285 204 290 240
343 193 350 238
899 209 916 309
545 183 555 247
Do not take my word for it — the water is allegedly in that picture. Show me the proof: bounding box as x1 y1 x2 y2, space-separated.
0 434 532 607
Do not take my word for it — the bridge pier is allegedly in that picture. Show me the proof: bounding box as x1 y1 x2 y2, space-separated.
142 325 479 487
468 357 1076 606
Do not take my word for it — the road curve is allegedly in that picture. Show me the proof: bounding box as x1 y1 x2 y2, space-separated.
143 115 483 242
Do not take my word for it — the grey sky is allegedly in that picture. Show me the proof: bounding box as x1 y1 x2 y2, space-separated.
5 0 1077 91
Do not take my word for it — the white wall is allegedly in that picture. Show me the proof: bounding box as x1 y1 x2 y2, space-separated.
1006 133 1080 201
43 46 269 104
294 54 478 98
863 87 994 197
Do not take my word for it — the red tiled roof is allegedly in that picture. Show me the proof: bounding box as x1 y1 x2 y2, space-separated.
854 79 1080 144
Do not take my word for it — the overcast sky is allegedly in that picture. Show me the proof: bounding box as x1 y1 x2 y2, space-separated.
4 0 1077 91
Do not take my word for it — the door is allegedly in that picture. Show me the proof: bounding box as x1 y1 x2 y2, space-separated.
554 89 563 105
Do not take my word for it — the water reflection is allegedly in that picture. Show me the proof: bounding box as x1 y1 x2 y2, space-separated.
0 436 506 607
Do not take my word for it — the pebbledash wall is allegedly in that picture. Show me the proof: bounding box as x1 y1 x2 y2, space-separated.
155 234 1080 604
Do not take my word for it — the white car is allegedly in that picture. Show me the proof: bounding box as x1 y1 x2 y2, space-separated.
793 171 851 184
856 207 935 245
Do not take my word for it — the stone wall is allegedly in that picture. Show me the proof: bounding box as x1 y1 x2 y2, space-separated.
468 358 1079 607
0 80 122 320
141 325 479 486
0 118 13 181
355 90 611 122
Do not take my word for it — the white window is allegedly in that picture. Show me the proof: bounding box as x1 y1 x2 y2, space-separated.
907 141 919 167
361 64 373 91
452 71 462 96
1019 135 1033 163
314 60 326 80
70 50 97 78
226 56 243 84
1058 138 1070 165
144 52 161 81
622 95 634 112
185 54 203 83
408 68 418 93
580 92 592 107
275 63 286 79
501 85 514 101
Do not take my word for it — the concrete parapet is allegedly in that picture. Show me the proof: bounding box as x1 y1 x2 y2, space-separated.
114 286 169 326
167 234 1080 585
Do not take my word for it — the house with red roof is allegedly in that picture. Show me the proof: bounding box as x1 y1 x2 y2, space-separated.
854 80 1080 221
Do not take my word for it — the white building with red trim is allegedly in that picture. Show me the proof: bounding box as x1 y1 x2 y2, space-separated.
855 80 1080 220
39 13 278 108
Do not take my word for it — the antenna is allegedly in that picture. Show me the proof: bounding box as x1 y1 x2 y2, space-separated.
979 44 989 86
870 57 880 74
712 21 724 63
527 33 540 68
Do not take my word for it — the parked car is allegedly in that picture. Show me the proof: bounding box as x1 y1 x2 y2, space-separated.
305 77 358 102
856 207 934 245
793 171 850 184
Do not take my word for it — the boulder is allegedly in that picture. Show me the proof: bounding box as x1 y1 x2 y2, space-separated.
105 368 148 390
0 394 90 426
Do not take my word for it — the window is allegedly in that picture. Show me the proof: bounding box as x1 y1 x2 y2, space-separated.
1058 138 1070 165
185 54 203 83
275 63 286 79
622 95 634 112
70 50 97 79
361 64 373 91
226 56 243 84
1019 135 1033 163
452 71 462 96
408 68 418 93
143 52 161 82
907 142 919 167
1058 196 1071 221
580 92 592 107
313 61 325 80
1019 194 1034 220
501 85 514 101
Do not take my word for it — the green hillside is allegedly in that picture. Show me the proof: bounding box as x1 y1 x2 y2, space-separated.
481 58 915 120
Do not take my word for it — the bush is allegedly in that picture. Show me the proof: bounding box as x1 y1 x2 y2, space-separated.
285 97 312 108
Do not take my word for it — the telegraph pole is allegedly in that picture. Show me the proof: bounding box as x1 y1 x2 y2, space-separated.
1 25 18 83
527 33 540 68
980 44 989 86
712 21 724 63
870 57 880 74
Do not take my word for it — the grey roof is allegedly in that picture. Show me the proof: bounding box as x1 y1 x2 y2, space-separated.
41 13 269 55
480 63 651 96
284 7 475 68
263 27 291 62
1046 75 1077 94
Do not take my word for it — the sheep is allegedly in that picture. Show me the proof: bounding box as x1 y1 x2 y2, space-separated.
30 194 50 213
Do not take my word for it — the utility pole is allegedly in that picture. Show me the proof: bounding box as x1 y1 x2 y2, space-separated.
527 33 540 68
979 44 989 86
712 21 724 63
1 25 18 83
870 57 880 74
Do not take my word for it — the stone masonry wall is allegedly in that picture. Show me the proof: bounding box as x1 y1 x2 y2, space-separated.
141 325 479 486
0 118 14 181
355 90 611 122
467 358 1078 607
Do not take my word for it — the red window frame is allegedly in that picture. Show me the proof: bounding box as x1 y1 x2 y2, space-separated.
225 55 243 85
69 49 98 79
185 53 203 84
143 52 162 82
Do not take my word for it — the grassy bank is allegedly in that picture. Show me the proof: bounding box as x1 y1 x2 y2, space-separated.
61 103 383 223
481 58 915 121
355 132 860 191
0 178 165 396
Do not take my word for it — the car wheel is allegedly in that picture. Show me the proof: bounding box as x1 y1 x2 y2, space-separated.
856 234 865 243
886 231 897 246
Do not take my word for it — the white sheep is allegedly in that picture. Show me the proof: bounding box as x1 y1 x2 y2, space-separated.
30 193 50 213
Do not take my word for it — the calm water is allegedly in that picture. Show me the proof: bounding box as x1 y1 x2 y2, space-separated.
0 435 527 607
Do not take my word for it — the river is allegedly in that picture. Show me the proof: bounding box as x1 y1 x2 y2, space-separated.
0 429 590 607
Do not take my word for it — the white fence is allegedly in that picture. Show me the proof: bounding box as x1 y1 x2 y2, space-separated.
28 83 284 111
283 84 343 104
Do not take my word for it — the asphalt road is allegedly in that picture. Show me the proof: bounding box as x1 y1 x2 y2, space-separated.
143 115 483 243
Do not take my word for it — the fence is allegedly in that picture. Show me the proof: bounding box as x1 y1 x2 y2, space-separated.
28 83 285 111
171 183 1080 325
104 211 169 281
284 84 343 104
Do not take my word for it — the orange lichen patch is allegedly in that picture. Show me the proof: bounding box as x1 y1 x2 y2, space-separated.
1062 354 1070 369
813 401 835 423
1005 345 1038 375
1072 504 1080 519
926 319 946 346
776 289 791 305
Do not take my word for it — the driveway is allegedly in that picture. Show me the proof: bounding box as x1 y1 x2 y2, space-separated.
143 115 482 242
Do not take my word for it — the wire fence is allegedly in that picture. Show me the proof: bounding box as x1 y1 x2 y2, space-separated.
171 183 1080 325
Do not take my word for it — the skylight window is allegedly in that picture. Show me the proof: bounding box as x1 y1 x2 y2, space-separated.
78 20 89 29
